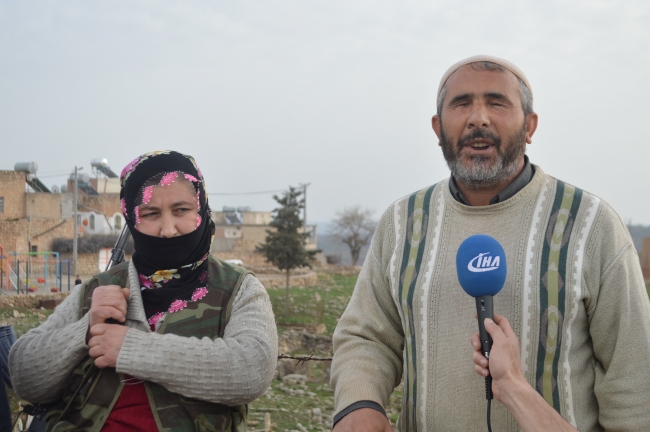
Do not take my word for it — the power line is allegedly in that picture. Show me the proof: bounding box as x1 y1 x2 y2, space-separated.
207 189 286 196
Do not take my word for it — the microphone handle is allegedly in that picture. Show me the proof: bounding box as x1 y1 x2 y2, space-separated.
476 295 494 400
475 295 494 358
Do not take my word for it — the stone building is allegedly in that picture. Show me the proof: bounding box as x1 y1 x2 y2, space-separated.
0 164 123 289
211 207 321 267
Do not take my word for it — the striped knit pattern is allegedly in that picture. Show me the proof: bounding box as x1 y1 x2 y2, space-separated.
535 181 583 410
397 184 436 431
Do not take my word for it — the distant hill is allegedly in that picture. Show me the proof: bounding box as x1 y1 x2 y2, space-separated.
627 224 650 252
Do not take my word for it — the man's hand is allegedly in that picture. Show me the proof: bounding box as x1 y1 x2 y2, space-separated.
87 285 130 341
332 408 392 432
88 323 129 368
470 314 578 432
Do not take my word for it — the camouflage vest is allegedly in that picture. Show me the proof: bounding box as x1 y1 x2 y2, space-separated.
46 256 251 432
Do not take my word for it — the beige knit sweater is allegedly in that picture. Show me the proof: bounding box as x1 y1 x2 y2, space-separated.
331 166 650 431
9 261 278 406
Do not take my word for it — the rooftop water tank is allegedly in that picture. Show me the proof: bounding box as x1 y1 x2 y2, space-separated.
14 162 38 173
69 172 90 183
91 158 109 168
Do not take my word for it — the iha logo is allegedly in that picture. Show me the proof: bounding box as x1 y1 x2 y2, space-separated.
467 252 501 273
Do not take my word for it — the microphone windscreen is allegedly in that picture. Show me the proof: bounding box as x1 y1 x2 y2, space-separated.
456 234 507 297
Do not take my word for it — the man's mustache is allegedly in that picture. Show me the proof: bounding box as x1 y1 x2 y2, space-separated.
457 130 501 149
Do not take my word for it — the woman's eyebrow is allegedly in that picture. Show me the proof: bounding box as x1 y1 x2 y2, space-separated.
170 200 196 208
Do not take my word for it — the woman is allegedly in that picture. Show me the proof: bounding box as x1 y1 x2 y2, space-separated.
9 151 278 431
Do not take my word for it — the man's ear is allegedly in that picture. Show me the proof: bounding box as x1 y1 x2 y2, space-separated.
431 115 442 145
525 112 538 144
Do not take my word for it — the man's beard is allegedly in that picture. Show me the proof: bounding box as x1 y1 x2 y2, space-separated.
440 124 526 188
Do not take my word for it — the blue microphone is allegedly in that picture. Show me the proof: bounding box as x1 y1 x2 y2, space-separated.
456 235 507 362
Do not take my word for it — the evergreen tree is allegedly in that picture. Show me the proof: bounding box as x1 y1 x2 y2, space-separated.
257 186 318 317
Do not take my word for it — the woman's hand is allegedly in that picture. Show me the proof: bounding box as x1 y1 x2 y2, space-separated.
88 323 130 368
87 285 130 342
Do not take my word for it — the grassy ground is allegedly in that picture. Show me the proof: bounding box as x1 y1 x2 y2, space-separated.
268 272 357 335
252 271 403 431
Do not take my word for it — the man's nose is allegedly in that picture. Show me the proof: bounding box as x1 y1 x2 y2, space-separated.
159 214 178 238
467 103 490 129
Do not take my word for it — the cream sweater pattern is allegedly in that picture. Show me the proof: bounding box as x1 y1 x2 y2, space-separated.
330 166 650 431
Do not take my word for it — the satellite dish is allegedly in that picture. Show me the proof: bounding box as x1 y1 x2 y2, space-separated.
60 184 68 193
51 185 60 193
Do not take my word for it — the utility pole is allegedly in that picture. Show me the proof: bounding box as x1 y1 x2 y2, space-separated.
73 166 82 278
299 182 311 245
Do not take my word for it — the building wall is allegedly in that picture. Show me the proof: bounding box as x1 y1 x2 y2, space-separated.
90 178 121 194
242 211 272 225
78 193 121 217
212 211 272 225
24 192 66 219
212 225 270 267
641 237 650 281
0 218 73 253
0 171 26 219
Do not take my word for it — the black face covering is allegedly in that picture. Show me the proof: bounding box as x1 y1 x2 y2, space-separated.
119 151 214 323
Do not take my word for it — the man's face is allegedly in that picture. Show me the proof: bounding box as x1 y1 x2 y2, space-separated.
432 65 537 188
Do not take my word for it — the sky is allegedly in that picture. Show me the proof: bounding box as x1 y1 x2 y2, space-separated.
2 1 650 226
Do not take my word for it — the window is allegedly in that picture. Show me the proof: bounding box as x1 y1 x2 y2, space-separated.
89 214 95 230
0 197 4 213
31 245 38 253
114 215 122 230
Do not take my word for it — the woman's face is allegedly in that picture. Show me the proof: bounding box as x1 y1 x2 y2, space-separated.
136 179 199 237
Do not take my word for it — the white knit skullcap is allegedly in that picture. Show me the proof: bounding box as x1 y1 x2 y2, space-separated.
437 55 533 105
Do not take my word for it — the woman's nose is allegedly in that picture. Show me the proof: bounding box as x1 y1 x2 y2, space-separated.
159 214 178 238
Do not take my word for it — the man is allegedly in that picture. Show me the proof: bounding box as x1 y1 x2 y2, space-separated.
330 55 650 431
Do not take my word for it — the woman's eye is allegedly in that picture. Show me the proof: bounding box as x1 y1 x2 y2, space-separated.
141 212 158 218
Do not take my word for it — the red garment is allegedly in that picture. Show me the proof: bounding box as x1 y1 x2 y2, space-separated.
101 375 158 431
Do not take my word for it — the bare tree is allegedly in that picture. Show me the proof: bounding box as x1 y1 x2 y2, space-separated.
330 206 376 266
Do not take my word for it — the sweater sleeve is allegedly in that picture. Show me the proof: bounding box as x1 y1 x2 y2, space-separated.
584 205 650 431
116 274 278 405
8 285 91 403
330 206 405 416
